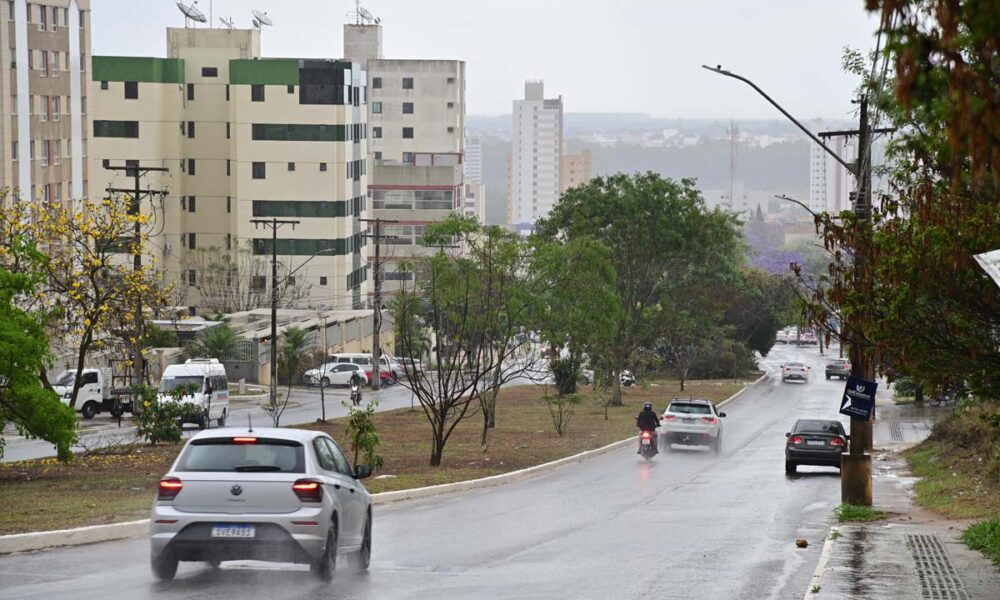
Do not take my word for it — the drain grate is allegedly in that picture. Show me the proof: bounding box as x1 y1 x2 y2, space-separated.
890 420 904 442
906 534 970 599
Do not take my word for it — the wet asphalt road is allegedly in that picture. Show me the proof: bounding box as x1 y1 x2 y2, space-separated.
0 345 852 599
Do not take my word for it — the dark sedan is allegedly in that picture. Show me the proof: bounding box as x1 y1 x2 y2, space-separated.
785 419 848 474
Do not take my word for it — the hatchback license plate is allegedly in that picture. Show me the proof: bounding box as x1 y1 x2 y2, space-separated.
211 524 255 538
806 440 826 447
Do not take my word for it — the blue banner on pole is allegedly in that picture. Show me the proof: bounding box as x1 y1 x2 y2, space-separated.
840 376 877 421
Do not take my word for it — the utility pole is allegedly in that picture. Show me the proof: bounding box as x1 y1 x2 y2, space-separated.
360 217 397 391
104 162 169 388
251 217 299 409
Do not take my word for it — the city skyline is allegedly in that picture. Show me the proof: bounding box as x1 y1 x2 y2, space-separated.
93 0 882 119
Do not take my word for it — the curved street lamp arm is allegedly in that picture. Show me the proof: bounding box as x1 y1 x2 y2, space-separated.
279 248 340 287
701 65 857 176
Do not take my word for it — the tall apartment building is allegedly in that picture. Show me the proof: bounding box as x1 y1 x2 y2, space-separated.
808 119 860 216
509 80 562 234
89 27 370 312
344 21 465 290
463 133 486 222
560 146 591 193
1 0 91 205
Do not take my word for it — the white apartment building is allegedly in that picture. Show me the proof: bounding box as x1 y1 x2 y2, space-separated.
509 80 562 234
0 0 91 205
89 27 370 312
465 133 482 184
809 120 859 215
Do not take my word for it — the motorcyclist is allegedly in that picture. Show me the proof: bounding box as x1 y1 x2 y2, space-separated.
636 402 661 454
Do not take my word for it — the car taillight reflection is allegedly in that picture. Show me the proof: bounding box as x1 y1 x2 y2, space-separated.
292 479 324 502
158 477 183 501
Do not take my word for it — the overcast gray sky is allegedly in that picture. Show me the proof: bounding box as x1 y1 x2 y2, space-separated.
93 1 881 119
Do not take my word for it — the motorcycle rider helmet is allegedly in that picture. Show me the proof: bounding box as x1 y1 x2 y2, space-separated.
643 402 652 411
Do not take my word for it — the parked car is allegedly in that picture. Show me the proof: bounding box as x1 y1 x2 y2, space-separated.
661 398 726 453
324 353 396 385
150 427 374 582
799 331 818 345
776 330 790 344
781 361 810 383
158 359 230 428
825 358 851 380
303 363 369 387
785 419 848 474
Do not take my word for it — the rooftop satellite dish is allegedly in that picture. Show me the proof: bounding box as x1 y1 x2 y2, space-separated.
251 9 273 26
176 1 207 25
358 7 374 22
218 16 234 29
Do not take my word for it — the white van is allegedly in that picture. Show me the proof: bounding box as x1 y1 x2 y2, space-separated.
158 359 229 428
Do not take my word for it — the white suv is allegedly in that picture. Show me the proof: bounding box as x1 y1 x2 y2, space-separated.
661 398 726 454
150 427 373 582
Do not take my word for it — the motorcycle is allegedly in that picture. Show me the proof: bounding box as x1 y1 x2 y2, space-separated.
638 430 657 461
350 381 363 406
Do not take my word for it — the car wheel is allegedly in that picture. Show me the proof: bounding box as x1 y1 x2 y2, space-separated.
350 512 372 572
785 460 797 475
81 401 98 420
311 520 338 582
216 409 227 428
151 549 179 581
321 377 331 387
826 374 830 380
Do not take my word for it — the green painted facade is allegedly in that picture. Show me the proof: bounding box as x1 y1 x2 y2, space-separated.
92 56 185 83
229 59 300 85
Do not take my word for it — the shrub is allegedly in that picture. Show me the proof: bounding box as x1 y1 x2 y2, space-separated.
133 384 204 445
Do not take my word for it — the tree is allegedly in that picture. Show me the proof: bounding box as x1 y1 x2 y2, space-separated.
267 326 310 427
344 400 384 471
391 215 540 465
185 323 241 361
0 248 77 462
803 3 1000 399
535 173 744 405
181 241 309 313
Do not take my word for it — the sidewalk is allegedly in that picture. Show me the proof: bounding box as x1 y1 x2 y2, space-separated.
806 402 1000 599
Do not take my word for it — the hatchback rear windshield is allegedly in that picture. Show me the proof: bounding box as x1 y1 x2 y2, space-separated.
668 403 711 415
794 420 844 435
176 438 305 473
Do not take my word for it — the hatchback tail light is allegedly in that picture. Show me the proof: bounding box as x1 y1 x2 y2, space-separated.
701 417 717 424
787 436 803 445
158 477 183 501
292 479 324 502
830 437 846 447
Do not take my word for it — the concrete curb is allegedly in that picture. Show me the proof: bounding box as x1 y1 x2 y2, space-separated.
0 373 770 555
803 527 838 599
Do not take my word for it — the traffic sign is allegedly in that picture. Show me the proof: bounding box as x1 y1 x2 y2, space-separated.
840 376 877 421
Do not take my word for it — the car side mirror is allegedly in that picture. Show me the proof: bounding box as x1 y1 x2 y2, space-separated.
354 465 373 479
718 412 727 418
785 432 791 437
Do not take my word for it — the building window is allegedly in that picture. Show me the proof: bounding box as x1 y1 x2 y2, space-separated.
52 96 60 120
181 196 186 211
187 158 196 175
11 141 16 161
447 101 455 108
53 140 60 164
447 77 455 83
372 77 382 89
372 126 382 139
226 196 231 213
187 233 197 250
319 276 328 286
40 95 48 121
188 269 197 287
187 83 195 101
252 162 265 179
374 151 382 160
38 5 46 30
226 159 231 176
187 121 195 138
226 234 232 250
371 101 382 114
40 50 48 76
287 162 295 172
226 122 231 139
124 81 138 100
93 120 139 138
402 127 414 139
251 84 265 102
225 84 230 101
188 196 196 213
402 77 413 89
402 102 414 114
287 85 294 94
81 95 86 113
201 66 218 77
319 162 327 172
100 80 108 90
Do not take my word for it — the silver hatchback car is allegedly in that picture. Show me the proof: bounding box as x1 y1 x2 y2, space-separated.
150 427 373 582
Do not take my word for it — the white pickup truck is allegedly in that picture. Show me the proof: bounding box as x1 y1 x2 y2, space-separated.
52 368 131 419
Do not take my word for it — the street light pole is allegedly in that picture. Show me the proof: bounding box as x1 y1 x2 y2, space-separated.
705 65 876 505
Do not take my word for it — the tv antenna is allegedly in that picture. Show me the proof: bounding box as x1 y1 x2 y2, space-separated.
176 1 207 27
350 0 379 25
251 9 273 29
218 16 234 30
